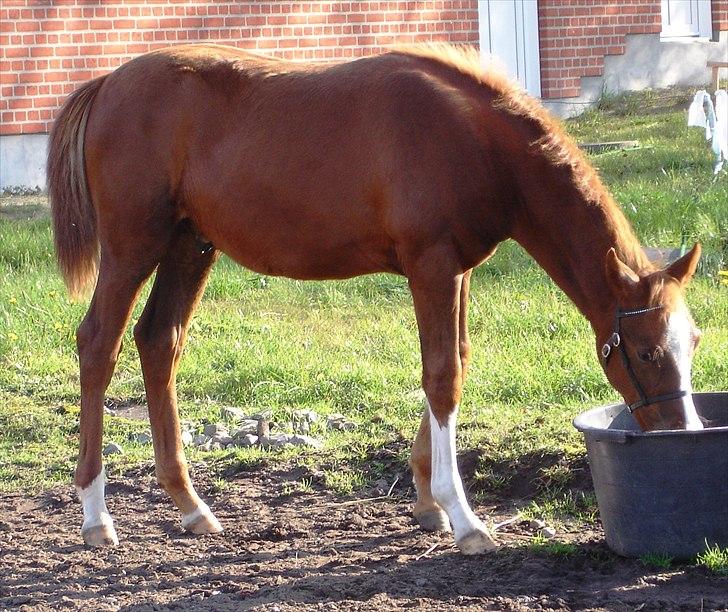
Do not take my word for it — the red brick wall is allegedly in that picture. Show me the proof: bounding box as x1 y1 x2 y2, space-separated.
0 1 479 135
713 0 728 32
538 0 662 99
539 0 728 100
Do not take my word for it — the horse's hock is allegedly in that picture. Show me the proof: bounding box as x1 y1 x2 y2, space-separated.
574 392 728 558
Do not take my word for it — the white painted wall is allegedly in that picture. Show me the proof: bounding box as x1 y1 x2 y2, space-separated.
0 134 49 191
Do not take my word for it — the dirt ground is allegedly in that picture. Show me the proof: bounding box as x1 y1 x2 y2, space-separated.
1 460 726 612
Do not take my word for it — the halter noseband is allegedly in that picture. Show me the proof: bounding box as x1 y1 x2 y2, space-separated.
601 304 687 414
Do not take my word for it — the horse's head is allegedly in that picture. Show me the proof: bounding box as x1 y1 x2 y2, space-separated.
598 244 702 431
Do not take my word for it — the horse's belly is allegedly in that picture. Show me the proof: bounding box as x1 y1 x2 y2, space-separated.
185 183 399 278
195 214 395 280
223 242 392 280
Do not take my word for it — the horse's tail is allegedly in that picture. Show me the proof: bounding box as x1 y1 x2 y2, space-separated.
47 75 107 300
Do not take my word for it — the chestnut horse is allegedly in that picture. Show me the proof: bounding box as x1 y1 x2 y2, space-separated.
48 44 703 552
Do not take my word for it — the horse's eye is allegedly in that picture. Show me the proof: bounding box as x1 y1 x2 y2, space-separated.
638 347 663 363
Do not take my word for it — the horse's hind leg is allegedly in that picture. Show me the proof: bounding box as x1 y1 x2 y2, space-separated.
408 256 496 555
75 259 156 546
133 223 222 535
410 269 472 534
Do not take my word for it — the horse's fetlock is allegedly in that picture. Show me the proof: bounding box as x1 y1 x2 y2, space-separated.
155 465 189 495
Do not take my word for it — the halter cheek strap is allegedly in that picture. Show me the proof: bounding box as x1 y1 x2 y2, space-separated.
601 304 688 414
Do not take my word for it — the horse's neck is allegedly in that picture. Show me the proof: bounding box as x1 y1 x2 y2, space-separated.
510 165 650 330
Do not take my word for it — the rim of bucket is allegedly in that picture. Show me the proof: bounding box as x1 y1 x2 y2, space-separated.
572 391 728 442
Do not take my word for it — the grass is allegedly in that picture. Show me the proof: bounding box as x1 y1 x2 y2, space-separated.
527 535 579 557
640 552 673 570
695 542 728 575
0 88 727 510
521 490 600 527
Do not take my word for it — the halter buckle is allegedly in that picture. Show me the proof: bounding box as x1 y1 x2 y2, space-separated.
601 332 621 360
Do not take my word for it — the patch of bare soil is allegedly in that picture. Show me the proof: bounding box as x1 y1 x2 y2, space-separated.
1 462 726 612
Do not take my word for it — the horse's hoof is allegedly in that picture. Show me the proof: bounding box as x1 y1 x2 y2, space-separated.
182 510 223 535
414 509 451 532
455 528 498 555
82 523 119 547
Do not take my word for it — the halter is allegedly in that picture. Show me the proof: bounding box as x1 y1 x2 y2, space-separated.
601 304 687 414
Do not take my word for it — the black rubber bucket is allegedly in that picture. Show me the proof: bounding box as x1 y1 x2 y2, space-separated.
573 392 728 559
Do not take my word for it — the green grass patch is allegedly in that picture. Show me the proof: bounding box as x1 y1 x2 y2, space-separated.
695 542 728 575
640 552 674 570
521 490 600 527
527 535 579 557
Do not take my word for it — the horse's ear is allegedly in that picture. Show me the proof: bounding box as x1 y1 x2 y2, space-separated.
605 248 639 297
665 243 701 286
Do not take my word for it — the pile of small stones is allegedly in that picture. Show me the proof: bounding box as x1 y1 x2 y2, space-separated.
103 407 357 455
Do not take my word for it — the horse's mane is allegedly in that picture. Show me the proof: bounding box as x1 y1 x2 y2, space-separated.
394 44 650 273
394 44 605 202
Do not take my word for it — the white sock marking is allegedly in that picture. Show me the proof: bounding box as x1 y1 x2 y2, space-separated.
76 468 117 538
181 501 220 530
428 405 487 541
667 311 703 430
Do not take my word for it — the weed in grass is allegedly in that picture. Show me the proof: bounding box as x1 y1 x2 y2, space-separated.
298 477 314 493
473 466 509 492
595 88 642 116
522 490 599 526
322 468 367 496
528 534 579 556
538 463 574 490
695 542 728 575
640 552 673 570
211 478 232 494
282 477 315 496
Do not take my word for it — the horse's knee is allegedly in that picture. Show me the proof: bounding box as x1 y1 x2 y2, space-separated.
409 447 431 479
76 319 118 385
422 362 461 422
134 320 182 370
76 317 93 353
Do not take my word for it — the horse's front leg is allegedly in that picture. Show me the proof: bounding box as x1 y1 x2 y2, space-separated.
410 269 473 533
410 409 450 531
408 259 497 554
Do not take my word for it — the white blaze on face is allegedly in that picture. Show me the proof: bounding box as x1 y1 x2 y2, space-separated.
666 309 703 430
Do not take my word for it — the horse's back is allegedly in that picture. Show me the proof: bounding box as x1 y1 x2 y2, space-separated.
83 44 511 278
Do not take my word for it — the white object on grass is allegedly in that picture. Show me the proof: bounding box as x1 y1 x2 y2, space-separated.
687 89 727 174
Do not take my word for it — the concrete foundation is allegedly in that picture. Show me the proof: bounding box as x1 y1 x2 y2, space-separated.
0 133 49 192
544 30 728 118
